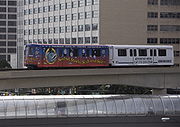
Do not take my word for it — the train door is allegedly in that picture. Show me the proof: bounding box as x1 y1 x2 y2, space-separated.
151 49 158 65
129 49 137 65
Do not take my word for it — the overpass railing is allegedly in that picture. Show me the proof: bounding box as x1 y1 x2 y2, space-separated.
0 95 179 119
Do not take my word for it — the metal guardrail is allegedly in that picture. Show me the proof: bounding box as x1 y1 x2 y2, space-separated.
0 95 179 119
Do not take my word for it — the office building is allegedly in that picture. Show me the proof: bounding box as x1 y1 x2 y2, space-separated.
22 0 180 66
0 0 17 68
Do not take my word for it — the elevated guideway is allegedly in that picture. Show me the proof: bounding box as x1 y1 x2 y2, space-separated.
0 67 180 90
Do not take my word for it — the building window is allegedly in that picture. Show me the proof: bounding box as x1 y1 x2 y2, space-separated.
78 37 83 44
78 12 84 19
54 5 59 11
92 37 98 44
8 7 17 12
85 0 91 6
160 25 180 31
0 35 6 39
0 41 6 46
72 13 77 20
0 14 6 19
147 25 158 31
43 6 48 12
65 26 70 33
147 38 158 44
8 21 16 26
8 1 17 6
8 48 16 53
48 16 53 23
0 28 6 33
43 17 48 23
85 24 90 31
148 0 158 5
72 25 77 32
85 37 90 44
48 28 53 34
160 0 180 5
0 21 6 26
48 5 53 12
78 25 84 32
8 41 16 46
60 3 65 10
72 38 77 44
92 24 98 30
65 14 70 21
59 38 64 44
92 10 98 18
43 28 47 34
92 0 99 5
0 1 6 5
78 0 84 7
0 7 6 12
0 48 6 53
60 27 64 33
147 12 158 18
8 14 17 19
160 38 180 44
60 15 64 21
54 39 58 44
8 28 16 33
160 12 180 18
8 35 16 40
65 38 70 44
54 27 58 34
72 1 77 8
65 2 71 9
85 11 91 19
174 51 180 57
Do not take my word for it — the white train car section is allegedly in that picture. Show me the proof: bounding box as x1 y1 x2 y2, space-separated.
109 45 174 66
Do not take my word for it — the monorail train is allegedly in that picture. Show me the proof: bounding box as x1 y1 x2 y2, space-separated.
24 44 174 68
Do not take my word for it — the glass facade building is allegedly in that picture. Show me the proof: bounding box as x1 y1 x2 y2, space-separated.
23 0 99 45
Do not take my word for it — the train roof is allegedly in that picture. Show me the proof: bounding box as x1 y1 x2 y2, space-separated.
26 44 109 48
109 45 173 48
26 44 173 49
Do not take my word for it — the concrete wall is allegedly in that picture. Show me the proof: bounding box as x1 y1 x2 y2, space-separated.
99 0 147 45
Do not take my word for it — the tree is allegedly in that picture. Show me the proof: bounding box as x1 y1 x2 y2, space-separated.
0 60 12 69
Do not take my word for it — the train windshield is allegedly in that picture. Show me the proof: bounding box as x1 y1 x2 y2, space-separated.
25 46 34 57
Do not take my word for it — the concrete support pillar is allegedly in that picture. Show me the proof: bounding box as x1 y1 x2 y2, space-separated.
152 88 167 95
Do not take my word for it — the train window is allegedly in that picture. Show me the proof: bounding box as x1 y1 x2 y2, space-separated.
92 48 101 57
59 49 63 57
69 48 78 57
130 49 133 57
27 47 34 56
134 49 137 56
154 49 157 56
118 49 127 56
150 49 153 56
63 48 68 57
158 49 166 56
82 49 90 57
139 49 147 56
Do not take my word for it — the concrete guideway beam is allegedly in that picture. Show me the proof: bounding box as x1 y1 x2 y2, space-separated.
0 67 180 90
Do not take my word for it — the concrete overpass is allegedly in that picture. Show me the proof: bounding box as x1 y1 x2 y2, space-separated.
0 67 180 93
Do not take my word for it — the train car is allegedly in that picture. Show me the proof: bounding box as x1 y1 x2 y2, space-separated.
109 45 174 66
24 44 109 68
